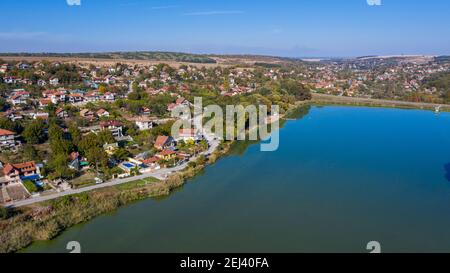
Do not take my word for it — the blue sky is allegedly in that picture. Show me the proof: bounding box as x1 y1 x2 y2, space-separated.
0 0 449 57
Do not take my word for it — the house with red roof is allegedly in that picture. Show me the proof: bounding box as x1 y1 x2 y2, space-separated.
39 98 52 109
0 129 19 150
154 135 175 150
96 108 110 118
68 93 84 104
3 161 41 185
9 90 30 105
176 128 202 142
56 108 69 119
100 121 123 138
156 150 176 161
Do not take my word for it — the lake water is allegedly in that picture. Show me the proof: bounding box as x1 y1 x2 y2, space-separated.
26 106 450 253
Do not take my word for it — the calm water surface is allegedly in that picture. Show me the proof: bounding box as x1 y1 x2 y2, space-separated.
26 106 450 253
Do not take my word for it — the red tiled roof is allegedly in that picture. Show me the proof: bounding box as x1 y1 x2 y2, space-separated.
100 121 122 127
4 161 36 176
155 136 169 148
3 164 15 176
159 150 175 156
176 98 186 104
142 157 159 164
0 128 15 136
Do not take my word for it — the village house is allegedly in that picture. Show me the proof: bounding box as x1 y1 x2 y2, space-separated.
96 108 110 118
175 128 202 142
0 63 11 73
50 92 66 104
80 109 96 120
134 117 155 131
102 92 115 102
68 152 81 171
39 98 52 109
105 76 116 85
0 129 19 150
9 90 30 105
141 107 151 115
17 62 30 70
100 121 124 139
85 91 100 102
32 112 49 121
2 110 23 122
103 143 119 155
49 77 59 86
3 161 41 185
167 97 190 112
154 135 175 150
3 76 19 84
56 108 69 119
37 79 47 87
156 150 176 161
68 93 84 104
142 156 161 170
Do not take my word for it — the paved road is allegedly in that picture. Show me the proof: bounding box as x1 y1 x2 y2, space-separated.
5 135 220 209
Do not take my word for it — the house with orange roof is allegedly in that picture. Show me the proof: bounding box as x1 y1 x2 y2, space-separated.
55 108 69 119
176 128 202 142
3 161 41 185
96 108 110 118
0 128 19 150
154 135 175 150
156 150 176 161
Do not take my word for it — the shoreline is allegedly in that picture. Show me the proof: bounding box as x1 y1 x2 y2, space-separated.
0 140 234 253
1 96 448 253
310 93 450 112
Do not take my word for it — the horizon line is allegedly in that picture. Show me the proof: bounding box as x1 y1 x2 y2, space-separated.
0 51 447 60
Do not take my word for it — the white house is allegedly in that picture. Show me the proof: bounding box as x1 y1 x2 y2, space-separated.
96 109 110 118
175 128 202 142
0 129 19 150
9 91 30 105
49 77 59 86
134 117 155 131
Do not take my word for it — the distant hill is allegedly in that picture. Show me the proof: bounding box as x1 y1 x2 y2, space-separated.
0 51 217 64
435 56 450 64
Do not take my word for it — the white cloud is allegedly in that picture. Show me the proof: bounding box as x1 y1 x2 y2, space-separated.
184 10 244 16
67 0 81 6
367 0 382 6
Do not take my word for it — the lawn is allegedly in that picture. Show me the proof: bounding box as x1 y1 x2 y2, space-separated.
115 177 160 191
70 172 96 188
22 181 41 193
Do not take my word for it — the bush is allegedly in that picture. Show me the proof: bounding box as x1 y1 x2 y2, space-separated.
0 206 9 220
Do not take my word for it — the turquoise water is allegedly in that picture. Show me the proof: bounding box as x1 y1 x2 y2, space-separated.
26 106 450 253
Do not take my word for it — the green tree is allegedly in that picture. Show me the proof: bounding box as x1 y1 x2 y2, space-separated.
78 133 101 155
113 148 131 162
0 97 10 111
86 146 108 173
22 120 46 144
21 144 40 162
68 124 82 146
97 130 115 145
0 117 23 134
48 153 75 181
0 206 8 220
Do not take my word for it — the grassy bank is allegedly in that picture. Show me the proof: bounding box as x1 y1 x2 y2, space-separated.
0 142 234 253
311 93 450 112
0 101 310 253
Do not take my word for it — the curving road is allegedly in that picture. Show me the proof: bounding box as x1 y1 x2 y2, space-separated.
5 136 219 209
